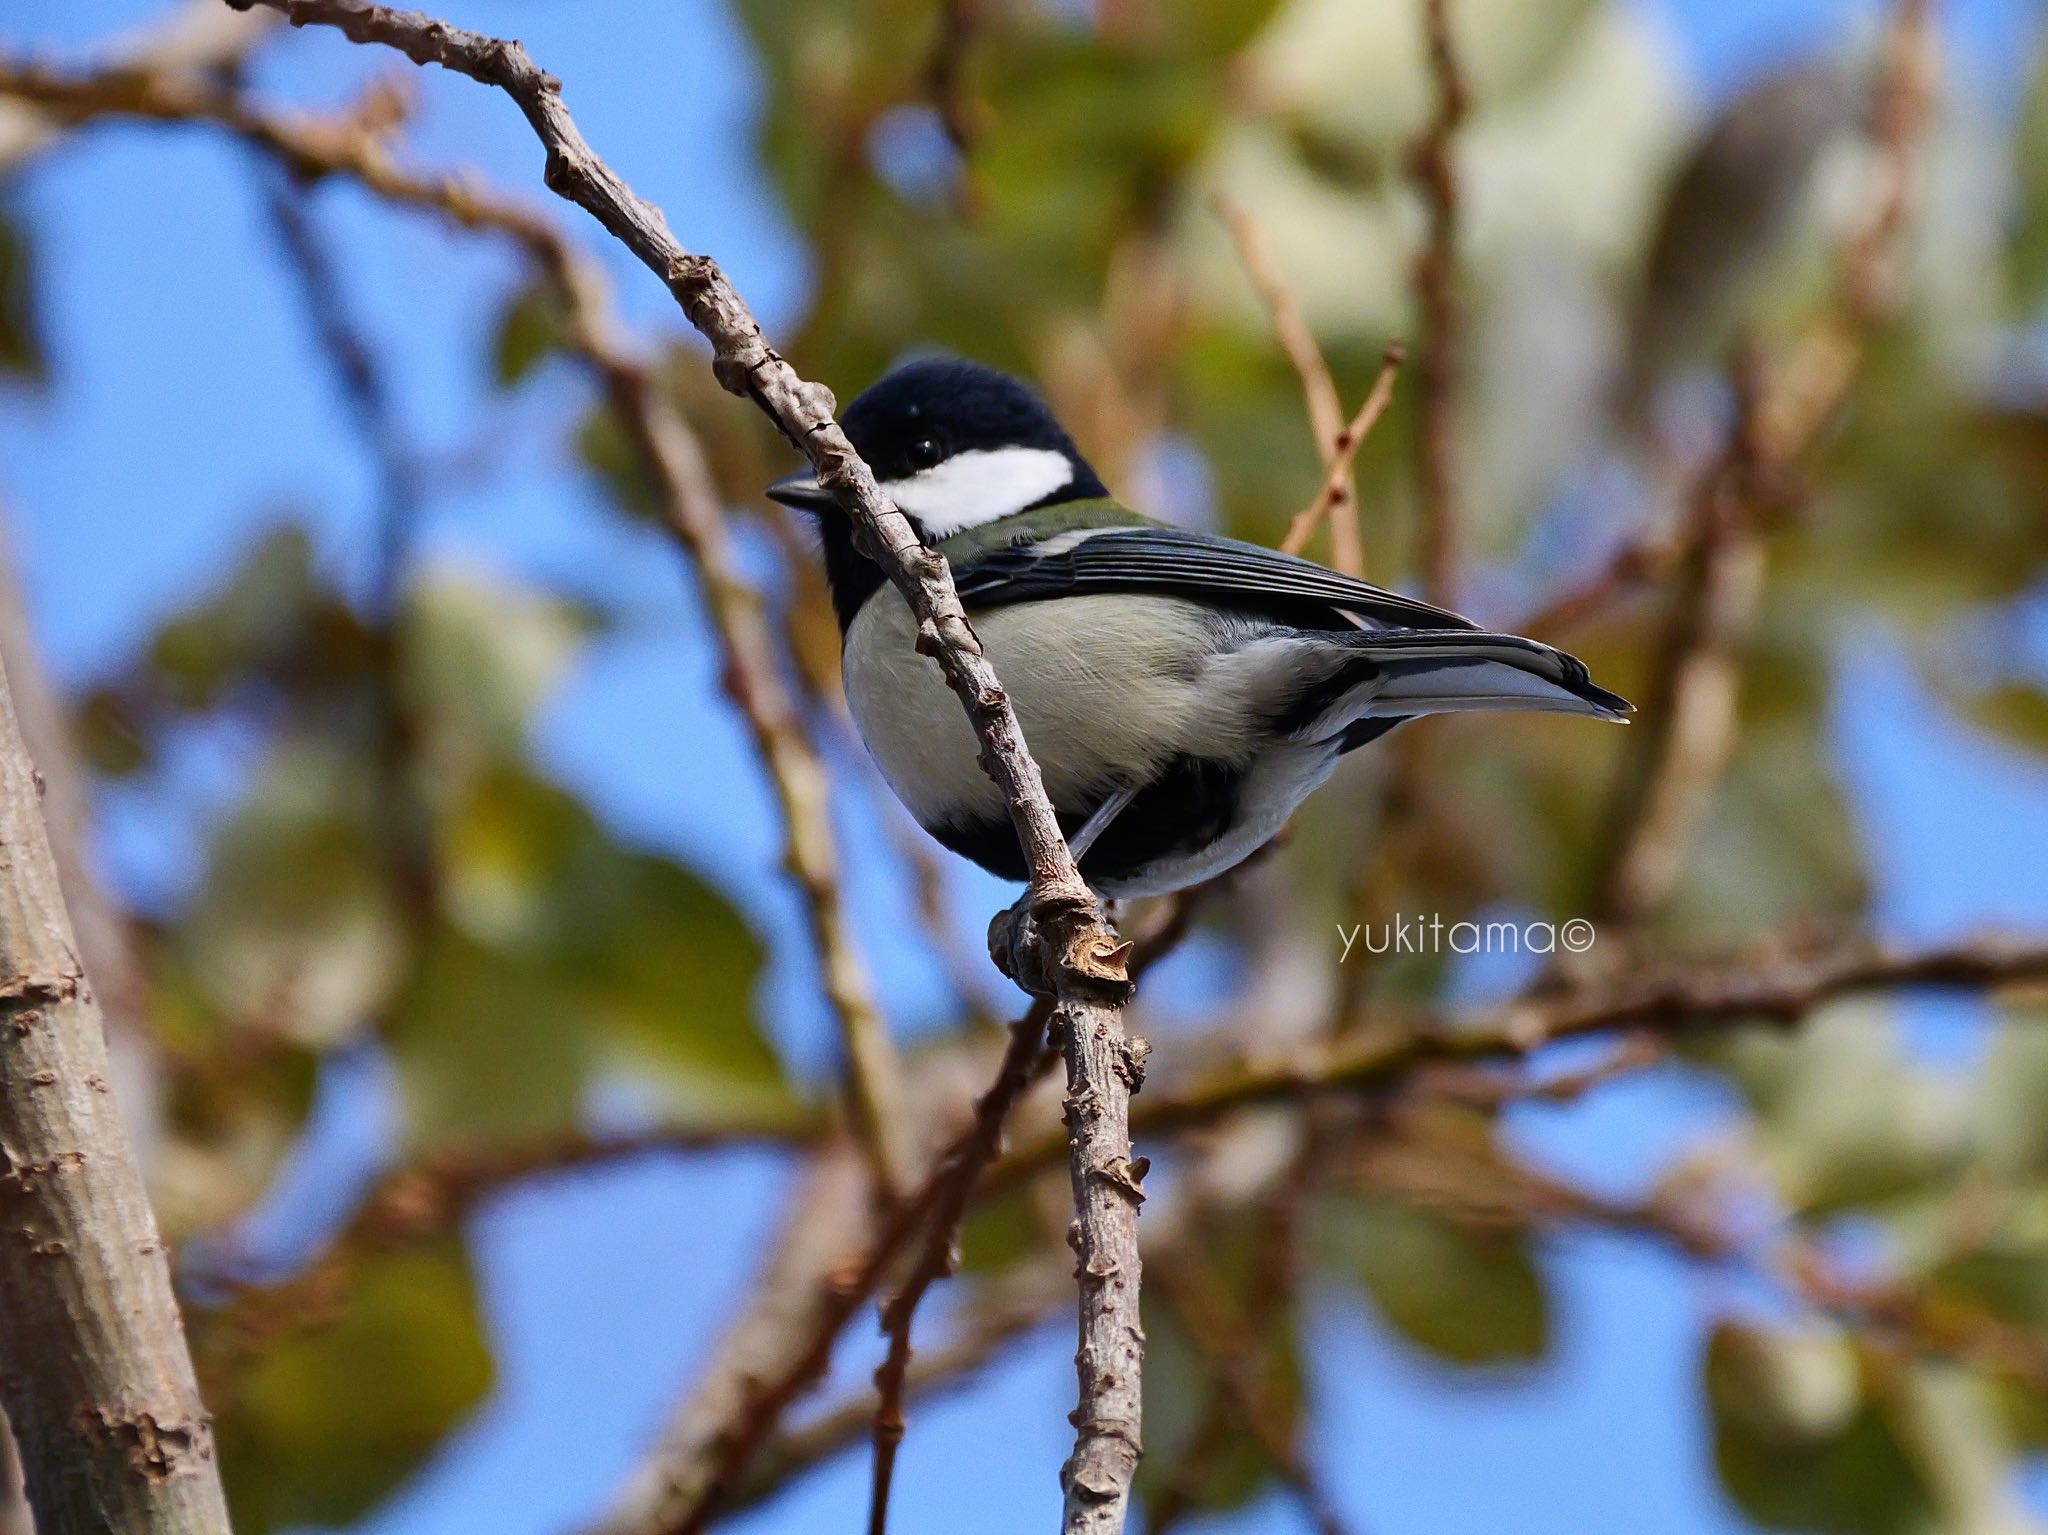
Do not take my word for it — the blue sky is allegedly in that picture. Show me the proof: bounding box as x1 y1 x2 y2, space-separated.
4 1 2048 1532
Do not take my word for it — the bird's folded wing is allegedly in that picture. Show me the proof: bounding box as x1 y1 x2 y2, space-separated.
950 526 1481 631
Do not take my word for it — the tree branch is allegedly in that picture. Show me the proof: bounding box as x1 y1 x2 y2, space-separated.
204 14 1144 1516
1213 194 1365 574
1405 0 1468 607
0 650 232 1533
590 1005 1054 1535
1279 344 1406 564
988 937 2048 1188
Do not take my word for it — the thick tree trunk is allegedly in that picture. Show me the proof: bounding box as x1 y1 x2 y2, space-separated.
0 651 231 1534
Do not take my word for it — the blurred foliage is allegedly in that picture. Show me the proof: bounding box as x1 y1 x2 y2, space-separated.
8 0 2048 1528
210 1242 493 1533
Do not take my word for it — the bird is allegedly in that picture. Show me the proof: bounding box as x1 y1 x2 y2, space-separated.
768 357 1631 900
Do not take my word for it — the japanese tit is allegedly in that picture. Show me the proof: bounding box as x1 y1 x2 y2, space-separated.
769 358 1631 900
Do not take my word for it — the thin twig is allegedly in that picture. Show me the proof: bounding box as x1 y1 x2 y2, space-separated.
1147 1223 1350 1535
1592 366 1768 923
1405 0 1468 607
593 1003 1054 1535
1279 344 1406 562
860 1009 1053 1535
1213 194 1365 571
730 1266 1066 1514
207 1118 819 1376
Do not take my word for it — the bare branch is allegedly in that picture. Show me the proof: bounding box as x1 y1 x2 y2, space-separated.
732 1267 1063 1514
1592 374 1768 923
1405 0 1469 607
591 1005 1054 1535
1279 344 1406 564
0 650 231 1534
1590 0 1938 924
986 937 2048 1187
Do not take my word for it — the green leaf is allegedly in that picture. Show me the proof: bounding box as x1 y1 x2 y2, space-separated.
1705 1319 1935 1535
212 1241 494 1533
490 278 568 387
1314 1192 1549 1365
393 766 795 1144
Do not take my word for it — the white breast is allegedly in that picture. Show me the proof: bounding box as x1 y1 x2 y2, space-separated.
842 592 1279 830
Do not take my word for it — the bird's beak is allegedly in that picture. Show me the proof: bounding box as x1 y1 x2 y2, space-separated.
765 470 839 515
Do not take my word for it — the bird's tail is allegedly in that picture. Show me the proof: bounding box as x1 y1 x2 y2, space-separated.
1295 628 1632 746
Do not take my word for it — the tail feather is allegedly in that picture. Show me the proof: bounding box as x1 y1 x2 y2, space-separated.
1293 628 1632 743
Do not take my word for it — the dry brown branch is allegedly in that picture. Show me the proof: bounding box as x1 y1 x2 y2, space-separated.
0 50 922 1198
209 1119 820 1375
727 1267 1064 1514
197 11 1145 1518
1279 344 1406 563
1761 0 1937 454
987 938 2048 1188
860 1008 1055 1535
1212 194 1368 572
262 172 419 611
1405 0 1468 607
0 651 232 1534
1516 534 1681 640
592 1004 1054 1535
0 0 276 168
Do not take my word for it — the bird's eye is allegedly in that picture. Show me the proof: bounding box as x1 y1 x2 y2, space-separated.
908 437 944 471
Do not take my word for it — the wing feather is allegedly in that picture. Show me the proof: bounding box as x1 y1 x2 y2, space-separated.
951 526 1480 632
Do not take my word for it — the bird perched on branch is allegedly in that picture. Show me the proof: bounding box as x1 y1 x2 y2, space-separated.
769 358 1630 898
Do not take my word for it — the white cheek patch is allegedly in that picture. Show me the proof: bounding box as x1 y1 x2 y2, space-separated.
880 446 1075 538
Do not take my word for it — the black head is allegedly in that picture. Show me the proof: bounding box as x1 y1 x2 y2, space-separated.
835 357 1099 489
766 358 1108 626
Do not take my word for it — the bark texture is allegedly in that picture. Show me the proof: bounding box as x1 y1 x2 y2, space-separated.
0 653 230 1535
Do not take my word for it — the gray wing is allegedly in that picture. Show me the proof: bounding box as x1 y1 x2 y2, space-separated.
950 526 1481 632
